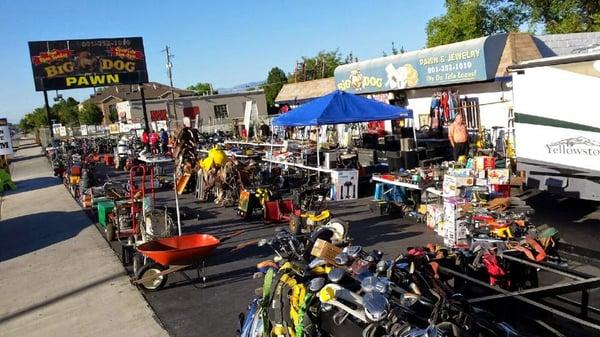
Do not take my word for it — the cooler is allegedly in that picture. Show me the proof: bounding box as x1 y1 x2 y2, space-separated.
97 200 115 226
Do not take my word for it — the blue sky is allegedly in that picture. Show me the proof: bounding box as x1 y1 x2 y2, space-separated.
0 0 445 123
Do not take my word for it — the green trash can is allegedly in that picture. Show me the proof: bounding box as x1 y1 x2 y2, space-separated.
97 200 115 227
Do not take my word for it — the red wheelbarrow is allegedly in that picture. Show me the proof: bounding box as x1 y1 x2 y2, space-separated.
133 233 227 291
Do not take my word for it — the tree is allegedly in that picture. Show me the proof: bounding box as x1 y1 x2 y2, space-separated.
19 106 57 132
519 0 600 33
109 109 118 123
291 50 344 82
427 0 491 47
344 52 358 64
79 101 103 125
263 67 287 107
425 0 527 47
53 97 80 126
187 82 216 95
383 42 406 57
426 0 600 48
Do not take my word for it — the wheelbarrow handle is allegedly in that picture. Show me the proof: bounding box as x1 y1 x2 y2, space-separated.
219 229 246 243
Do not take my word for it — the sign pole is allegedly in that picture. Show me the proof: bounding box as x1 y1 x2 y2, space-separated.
43 90 54 138
139 85 150 131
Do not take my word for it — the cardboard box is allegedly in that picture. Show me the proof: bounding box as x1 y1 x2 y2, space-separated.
447 168 474 177
442 175 460 197
474 156 495 171
426 204 444 230
443 175 474 197
443 197 467 246
488 169 510 185
311 238 343 264
330 169 359 201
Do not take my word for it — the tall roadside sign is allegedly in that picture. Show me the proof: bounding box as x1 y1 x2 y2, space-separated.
28 37 151 135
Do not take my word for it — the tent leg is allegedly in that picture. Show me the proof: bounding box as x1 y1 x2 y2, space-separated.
316 126 320 180
412 119 419 162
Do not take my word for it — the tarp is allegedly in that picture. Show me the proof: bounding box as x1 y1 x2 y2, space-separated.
273 90 413 126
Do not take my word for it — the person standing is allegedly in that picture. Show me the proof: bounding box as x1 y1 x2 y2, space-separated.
141 129 150 153
448 113 469 161
160 128 169 154
149 129 159 154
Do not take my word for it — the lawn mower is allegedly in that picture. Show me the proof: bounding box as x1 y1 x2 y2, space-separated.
237 187 272 220
288 210 349 244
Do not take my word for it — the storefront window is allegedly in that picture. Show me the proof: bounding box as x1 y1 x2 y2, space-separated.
214 104 228 119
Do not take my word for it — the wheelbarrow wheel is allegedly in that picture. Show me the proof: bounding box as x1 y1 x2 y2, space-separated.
135 262 168 291
132 253 143 275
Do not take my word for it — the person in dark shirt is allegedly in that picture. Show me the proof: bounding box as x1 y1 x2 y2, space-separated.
160 128 169 154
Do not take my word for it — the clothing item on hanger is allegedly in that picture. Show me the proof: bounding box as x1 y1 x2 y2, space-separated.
449 91 459 120
440 90 450 122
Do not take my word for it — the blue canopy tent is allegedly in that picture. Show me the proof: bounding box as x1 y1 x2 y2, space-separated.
273 90 413 126
272 90 415 169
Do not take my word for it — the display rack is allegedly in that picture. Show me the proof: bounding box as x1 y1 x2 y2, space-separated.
262 158 333 174
224 140 284 148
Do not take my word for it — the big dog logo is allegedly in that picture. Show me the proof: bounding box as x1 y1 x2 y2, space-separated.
28 37 148 91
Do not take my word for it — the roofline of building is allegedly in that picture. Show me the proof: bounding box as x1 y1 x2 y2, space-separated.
117 89 265 104
508 52 600 70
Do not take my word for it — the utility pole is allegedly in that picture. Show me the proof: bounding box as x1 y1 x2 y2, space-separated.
163 46 179 129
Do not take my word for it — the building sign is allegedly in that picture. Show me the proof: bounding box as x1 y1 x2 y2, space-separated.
28 37 148 91
108 124 120 134
335 34 507 93
0 119 13 155
150 109 168 121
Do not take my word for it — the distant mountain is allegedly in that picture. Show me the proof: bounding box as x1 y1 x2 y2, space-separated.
549 136 600 147
217 80 266 93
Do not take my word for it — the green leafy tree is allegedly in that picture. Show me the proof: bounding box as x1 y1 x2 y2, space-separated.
344 52 358 64
109 109 118 123
19 106 57 132
426 0 599 48
519 0 600 33
53 97 80 126
291 50 344 82
426 0 527 47
426 0 492 47
187 82 217 95
263 67 287 107
383 43 406 57
79 101 103 125
19 113 36 132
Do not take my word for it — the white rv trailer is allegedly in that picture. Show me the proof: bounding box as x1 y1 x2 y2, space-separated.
509 53 600 200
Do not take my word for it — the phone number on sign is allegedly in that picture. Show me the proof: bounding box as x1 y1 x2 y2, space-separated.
80 40 132 48
427 61 473 74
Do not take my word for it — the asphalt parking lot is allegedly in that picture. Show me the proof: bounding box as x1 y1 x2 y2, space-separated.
90 162 600 337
